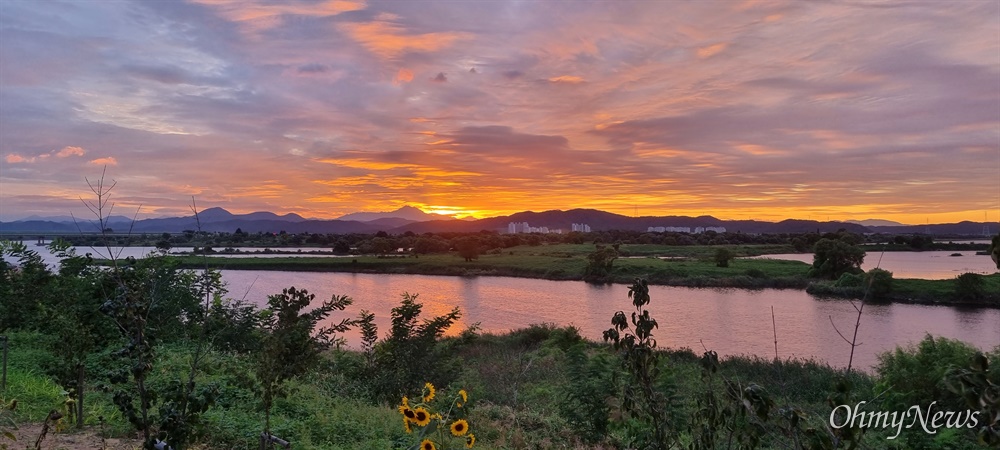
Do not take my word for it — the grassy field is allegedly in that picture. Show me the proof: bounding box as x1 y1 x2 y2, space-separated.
890 274 1000 305
161 243 814 288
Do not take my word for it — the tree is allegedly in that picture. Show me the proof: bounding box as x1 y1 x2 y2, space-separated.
808 238 865 279
584 247 618 282
256 287 353 443
365 293 461 402
713 248 733 268
864 268 893 299
990 233 999 270
455 236 480 262
155 239 172 254
371 237 393 255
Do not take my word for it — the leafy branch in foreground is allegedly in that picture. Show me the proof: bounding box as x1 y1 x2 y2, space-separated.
255 287 354 447
603 278 676 448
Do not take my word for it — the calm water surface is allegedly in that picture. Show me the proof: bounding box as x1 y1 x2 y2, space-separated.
220 271 1000 371
10 244 998 371
749 251 996 279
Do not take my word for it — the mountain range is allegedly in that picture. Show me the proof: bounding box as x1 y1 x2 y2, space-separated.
1 206 995 236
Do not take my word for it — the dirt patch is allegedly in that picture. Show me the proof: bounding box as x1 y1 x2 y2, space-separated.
7 422 142 450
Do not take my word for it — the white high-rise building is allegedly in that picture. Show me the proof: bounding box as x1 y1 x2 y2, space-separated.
571 223 591 232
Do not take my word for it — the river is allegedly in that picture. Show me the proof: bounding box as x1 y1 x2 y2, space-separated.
8 244 999 371
220 271 1000 371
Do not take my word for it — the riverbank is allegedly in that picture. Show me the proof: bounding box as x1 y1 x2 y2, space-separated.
162 252 816 288
135 249 998 307
809 274 1000 306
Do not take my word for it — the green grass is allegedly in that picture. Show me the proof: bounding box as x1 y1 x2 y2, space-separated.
892 273 1000 305
150 244 814 290
5 325 993 449
808 273 1000 306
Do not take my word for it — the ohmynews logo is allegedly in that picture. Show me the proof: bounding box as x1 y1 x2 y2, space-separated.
830 401 979 440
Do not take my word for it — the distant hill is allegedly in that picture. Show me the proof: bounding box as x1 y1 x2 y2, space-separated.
337 206 453 223
1 207 382 235
868 221 996 236
846 219 906 227
389 209 872 235
2 207 995 237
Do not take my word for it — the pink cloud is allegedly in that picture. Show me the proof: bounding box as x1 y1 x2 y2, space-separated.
5 153 35 164
394 68 414 85
548 75 585 84
339 19 470 59
56 146 86 157
193 0 365 33
88 157 119 166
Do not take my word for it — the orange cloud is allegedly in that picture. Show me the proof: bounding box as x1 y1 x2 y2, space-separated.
57 146 86 158
193 0 365 32
734 144 786 156
339 20 469 59
89 157 118 166
394 68 414 85
314 157 417 170
549 75 584 84
696 42 728 59
5 153 34 164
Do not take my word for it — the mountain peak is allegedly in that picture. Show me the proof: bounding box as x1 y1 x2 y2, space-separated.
196 207 234 221
846 218 905 227
337 205 452 223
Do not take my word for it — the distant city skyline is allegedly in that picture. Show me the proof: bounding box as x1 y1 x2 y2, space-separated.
1 1 998 224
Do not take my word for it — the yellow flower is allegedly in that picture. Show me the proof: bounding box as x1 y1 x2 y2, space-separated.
403 416 412 434
413 407 431 426
457 389 468 407
397 396 410 415
420 439 437 450
465 433 476 448
450 419 469 436
400 405 415 419
423 382 436 402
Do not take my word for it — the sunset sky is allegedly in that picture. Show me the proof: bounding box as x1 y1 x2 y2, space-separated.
1 1 998 224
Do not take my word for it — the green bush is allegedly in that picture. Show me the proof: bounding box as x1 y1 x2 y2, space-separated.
876 335 980 412
834 272 864 288
954 272 985 300
864 268 894 299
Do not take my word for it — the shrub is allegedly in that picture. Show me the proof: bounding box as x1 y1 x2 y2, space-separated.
876 335 980 412
366 293 462 403
864 268 893 299
954 272 985 300
714 248 733 268
745 268 768 279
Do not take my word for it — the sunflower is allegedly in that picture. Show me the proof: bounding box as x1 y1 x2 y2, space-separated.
423 382 436 402
450 419 469 436
403 416 412 434
457 389 468 407
413 407 431 426
465 433 476 448
420 439 437 450
400 406 416 422
397 396 410 415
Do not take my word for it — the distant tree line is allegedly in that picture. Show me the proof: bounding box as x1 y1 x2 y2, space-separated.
38 228 987 260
